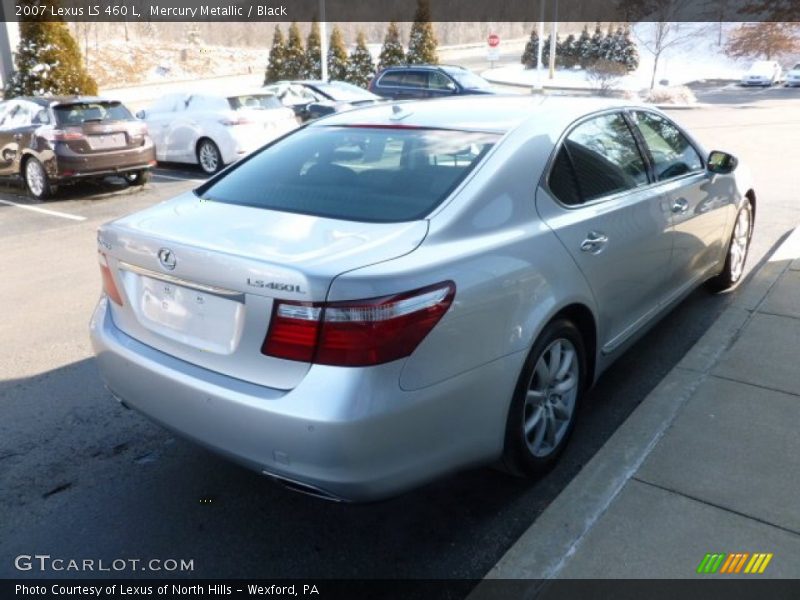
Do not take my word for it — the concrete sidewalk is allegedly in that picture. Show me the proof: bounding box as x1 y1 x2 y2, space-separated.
475 227 800 591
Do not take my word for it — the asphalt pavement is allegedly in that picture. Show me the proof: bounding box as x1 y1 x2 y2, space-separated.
1 95 799 582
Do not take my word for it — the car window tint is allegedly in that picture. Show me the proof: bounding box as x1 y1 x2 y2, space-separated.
548 146 582 206
54 102 133 125
227 94 283 110
378 71 403 86
400 71 427 88
562 113 648 202
631 111 703 180
429 72 454 91
198 126 499 223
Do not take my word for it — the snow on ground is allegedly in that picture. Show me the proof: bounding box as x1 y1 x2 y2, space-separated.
483 23 750 92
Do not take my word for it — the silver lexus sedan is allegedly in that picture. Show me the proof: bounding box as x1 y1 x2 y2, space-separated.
90 96 755 501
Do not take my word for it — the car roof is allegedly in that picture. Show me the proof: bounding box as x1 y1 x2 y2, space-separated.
310 94 638 135
13 96 117 106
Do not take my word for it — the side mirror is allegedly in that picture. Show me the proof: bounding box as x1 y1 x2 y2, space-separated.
707 150 738 174
135 110 146 120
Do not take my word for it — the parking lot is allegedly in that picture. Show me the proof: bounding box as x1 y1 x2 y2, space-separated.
1 94 800 581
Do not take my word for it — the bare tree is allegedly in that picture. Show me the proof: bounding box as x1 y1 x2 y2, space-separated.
725 22 799 61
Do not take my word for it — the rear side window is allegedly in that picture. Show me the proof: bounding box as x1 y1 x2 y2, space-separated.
548 113 648 205
54 102 133 125
228 94 283 110
631 111 703 180
400 71 428 88
198 126 499 223
377 71 403 86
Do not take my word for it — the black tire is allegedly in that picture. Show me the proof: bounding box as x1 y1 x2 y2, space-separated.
708 199 753 292
23 157 56 200
502 319 587 478
196 139 222 175
123 169 150 186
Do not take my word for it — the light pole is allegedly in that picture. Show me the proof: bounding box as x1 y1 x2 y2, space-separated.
319 0 328 81
548 0 558 80
533 0 545 92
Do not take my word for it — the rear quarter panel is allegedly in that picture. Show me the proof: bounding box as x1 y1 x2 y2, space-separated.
326 124 597 392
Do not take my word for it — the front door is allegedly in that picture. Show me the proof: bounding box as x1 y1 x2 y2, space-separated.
536 111 674 355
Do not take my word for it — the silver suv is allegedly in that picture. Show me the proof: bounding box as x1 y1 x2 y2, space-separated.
91 96 755 501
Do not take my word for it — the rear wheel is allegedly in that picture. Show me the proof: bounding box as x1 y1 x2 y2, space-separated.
709 199 753 291
196 139 222 175
24 157 56 200
502 319 586 477
123 169 150 186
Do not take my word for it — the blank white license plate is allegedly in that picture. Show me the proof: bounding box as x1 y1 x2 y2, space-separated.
87 133 126 149
139 276 243 354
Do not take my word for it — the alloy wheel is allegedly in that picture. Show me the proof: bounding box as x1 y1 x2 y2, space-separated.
729 205 751 283
523 338 580 458
198 141 220 174
25 159 46 198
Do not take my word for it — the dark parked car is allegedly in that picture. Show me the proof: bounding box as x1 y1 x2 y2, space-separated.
368 65 496 100
0 96 156 199
263 80 383 121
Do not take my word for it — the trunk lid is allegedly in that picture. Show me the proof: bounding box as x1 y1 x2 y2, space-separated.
53 101 145 154
99 191 428 389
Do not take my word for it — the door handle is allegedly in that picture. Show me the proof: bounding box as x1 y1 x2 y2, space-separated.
671 198 690 213
580 231 609 254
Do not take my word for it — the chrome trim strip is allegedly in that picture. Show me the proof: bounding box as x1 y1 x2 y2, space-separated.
118 261 245 301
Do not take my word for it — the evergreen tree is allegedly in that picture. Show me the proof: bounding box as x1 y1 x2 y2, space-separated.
589 25 605 64
406 0 439 65
304 19 322 79
283 22 306 80
558 33 578 68
576 26 593 69
6 11 97 97
521 28 540 69
379 22 405 70
264 25 287 84
347 31 376 88
598 25 615 61
541 33 552 66
327 25 349 81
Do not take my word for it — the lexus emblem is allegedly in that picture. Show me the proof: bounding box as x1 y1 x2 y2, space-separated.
158 248 176 270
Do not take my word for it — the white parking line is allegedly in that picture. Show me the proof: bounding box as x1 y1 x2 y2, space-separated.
0 198 87 221
152 172 206 183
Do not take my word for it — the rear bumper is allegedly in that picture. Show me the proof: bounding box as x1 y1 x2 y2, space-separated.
52 140 156 180
89 297 522 501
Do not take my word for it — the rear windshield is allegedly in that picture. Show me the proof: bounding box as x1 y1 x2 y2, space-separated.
197 126 499 222
53 102 132 125
227 94 283 110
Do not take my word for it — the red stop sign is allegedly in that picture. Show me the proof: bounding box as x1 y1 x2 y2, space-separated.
488 34 500 48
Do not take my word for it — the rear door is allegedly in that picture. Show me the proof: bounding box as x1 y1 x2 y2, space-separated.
0 101 36 175
536 111 674 356
628 110 732 292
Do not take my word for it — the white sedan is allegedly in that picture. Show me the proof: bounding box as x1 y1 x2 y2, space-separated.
138 91 298 174
740 60 783 87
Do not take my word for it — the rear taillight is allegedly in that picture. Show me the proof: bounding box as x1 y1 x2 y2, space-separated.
98 252 124 306
262 282 455 367
46 127 85 142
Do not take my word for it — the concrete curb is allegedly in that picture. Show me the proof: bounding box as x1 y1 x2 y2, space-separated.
470 227 800 593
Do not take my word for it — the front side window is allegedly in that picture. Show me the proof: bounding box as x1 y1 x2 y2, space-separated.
548 112 648 205
198 126 499 223
429 72 455 91
631 111 703 181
